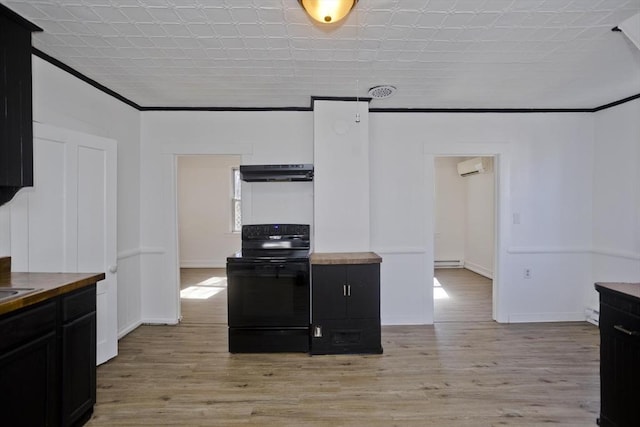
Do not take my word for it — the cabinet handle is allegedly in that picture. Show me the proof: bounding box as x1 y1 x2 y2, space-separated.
343 284 351 297
614 324 639 336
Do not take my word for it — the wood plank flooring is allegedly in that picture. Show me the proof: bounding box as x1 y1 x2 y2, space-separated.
434 268 493 323
86 268 600 426
179 268 227 325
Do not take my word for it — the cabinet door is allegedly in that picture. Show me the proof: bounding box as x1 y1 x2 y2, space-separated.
599 302 640 426
0 13 33 190
346 264 380 319
61 311 96 427
0 331 58 427
312 265 348 320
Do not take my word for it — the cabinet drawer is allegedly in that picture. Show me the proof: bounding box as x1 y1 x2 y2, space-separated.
600 302 640 340
0 301 57 352
61 285 96 323
600 292 640 317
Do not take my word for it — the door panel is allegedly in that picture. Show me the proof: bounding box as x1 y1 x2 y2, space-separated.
10 123 118 365
347 264 380 319
312 265 348 320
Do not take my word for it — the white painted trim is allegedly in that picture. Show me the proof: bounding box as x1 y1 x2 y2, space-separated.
118 320 142 339
507 312 587 323
180 259 227 269
140 246 165 255
434 260 464 268
507 246 591 254
506 246 640 260
592 247 640 260
117 247 166 260
463 261 493 279
142 318 180 325
371 247 426 255
161 143 253 155
116 248 141 260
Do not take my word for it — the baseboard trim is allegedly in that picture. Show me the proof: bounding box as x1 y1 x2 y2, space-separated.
463 261 493 279
118 320 142 339
507 312 586 323
142 317 180 326
435 260 463 268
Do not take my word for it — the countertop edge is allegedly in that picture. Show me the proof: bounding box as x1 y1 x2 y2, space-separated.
310 252 382 265
595 282 640 302
0 272 105 316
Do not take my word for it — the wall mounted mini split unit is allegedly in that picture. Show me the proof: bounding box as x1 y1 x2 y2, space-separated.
457 157 491 177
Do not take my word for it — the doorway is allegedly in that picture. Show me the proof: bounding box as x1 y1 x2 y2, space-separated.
176 155 241 324
433 156 496 322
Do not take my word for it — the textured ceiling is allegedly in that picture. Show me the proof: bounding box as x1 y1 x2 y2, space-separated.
3 0 640 109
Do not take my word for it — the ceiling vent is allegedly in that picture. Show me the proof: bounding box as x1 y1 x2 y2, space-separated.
368 85 397 99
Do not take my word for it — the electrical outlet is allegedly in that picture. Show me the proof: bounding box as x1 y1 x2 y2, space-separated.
524 268 532 279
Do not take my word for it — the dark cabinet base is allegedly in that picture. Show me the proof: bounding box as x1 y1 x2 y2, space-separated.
0 331 58 427
0 284 97 427
310 260 383 356
310 319 382 355
229 328 309 353
596 283 640 427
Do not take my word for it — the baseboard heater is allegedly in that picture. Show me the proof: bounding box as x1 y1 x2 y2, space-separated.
585 307 599 326
434 260 463 268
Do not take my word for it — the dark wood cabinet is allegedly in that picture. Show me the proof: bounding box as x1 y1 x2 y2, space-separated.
595 282 640 427
60 286 97 427
0 284 96 427
311 259 382 355
0 301 59 427
0 5 41 206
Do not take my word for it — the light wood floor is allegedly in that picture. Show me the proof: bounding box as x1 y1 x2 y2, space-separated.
179 268 228 325
434 268 493 323
86 268 600 426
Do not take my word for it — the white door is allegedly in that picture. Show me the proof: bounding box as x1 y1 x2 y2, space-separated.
10 123 118 365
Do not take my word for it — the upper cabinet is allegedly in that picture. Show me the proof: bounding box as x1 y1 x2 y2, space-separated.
0 5 42 206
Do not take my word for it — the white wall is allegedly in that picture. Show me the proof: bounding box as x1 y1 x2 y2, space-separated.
590 98 640 309
177 155 241 268
371 112 594 324
0 56 142 337
5 56 637 331
434 157 466 264
139 111 313 324
314 100 370 252
465 159 495 278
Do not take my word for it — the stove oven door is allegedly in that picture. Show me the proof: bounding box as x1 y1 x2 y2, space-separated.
227 260 309 328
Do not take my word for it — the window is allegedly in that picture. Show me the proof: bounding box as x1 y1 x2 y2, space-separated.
232 167 242 232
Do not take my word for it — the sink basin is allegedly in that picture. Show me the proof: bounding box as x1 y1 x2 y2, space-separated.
0 288 39 302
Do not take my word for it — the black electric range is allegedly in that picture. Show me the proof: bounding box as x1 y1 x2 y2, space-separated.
226 224 310 353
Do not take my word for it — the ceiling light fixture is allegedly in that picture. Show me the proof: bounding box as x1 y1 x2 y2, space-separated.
299 0 358 24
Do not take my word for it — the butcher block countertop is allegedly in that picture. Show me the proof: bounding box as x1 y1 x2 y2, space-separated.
595 282 640 301
310 252 382 265
0 257 104 316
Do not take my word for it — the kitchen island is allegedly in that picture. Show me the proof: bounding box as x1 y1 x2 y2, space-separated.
0 256 104 427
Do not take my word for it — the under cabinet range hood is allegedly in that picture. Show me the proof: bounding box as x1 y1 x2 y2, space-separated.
240 164 313 182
